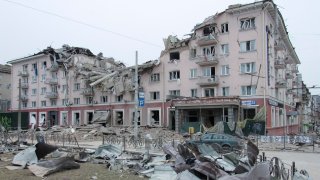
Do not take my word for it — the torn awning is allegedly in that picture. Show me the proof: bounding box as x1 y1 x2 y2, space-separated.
92 110 111 124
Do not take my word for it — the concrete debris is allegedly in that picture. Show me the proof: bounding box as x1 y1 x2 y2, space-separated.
28 156 80 177
12 146 38 167
94 144 121 159
149 165 177 180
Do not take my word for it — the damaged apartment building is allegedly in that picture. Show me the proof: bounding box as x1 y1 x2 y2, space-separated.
7 45 161 128
156 0 310 135
7 0 311 135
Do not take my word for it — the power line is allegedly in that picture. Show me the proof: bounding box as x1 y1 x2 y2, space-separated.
2 0 162 48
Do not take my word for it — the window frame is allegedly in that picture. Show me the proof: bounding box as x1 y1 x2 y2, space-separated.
169 71 180 80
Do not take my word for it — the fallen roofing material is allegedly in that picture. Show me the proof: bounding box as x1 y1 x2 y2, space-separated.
28 156 80 177
94 144 122 159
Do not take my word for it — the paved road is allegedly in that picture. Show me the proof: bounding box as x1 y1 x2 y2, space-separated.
261 150 319 179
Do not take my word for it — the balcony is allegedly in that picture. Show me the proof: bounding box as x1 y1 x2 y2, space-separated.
274 40 285 51
285 71 294 79
197 75 219 87
197 34 218 46
284 56 294 64
21 83 29 89
20 95 28 101
45 78 58 85
195 55 219 66
275 78 286 88
81 88 93 96
18 71 29 77
274 59 286 69
45 92 58 99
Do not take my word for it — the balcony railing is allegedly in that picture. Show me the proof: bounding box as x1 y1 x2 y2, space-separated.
197 34 218 46
275 78 286 88
45 78 58 85
197 75 219 86
274 59 286 69
195 55 219 66
21 83 29 89
81 88 93 96
18 71 29 77
45 92 58 99
20 95 28 101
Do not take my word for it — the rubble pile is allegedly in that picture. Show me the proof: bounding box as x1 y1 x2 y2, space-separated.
0 125 314 179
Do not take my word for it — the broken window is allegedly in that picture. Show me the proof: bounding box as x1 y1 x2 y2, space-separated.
116 95 123 102
203 67 215 77
74 98 80 105
150 110 160 125
241 85 256 95
240 18 255 30
22 102 27 108
74 83 80 91
169 52 180 60
32 63 38 76
204 88 215 97
100 96 108 103
203 25 215 36
42 61 47 70
169 90 180 96
221 65 229 76
221 23 229 33
62 71 67 78
191 89 197 97
202 46 215 57
221 44 229 54
222 87 229 96
150 91 160 100
190 48 197 59
169 71 180 80
150 73 160 82
86 96 93 104
132 111 141 126
22 89 28 96
62 99 68 106
50 99 56 106
115 111 123 125
41 100 46 107
240 62 256 74
240 40 256 52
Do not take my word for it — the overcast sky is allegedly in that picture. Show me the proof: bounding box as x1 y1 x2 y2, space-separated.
1 0 319 94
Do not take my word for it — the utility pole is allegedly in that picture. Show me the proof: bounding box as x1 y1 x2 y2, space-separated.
134 51 139 140
18 78 21 130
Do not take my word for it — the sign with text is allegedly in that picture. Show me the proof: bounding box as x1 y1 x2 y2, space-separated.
138 92 144 107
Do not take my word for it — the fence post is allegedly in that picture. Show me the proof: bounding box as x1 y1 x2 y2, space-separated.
62 133 65 147
102 135 105 145
262 152 265 162
123 136 126 152
292 161 295 180
172 139 174 148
